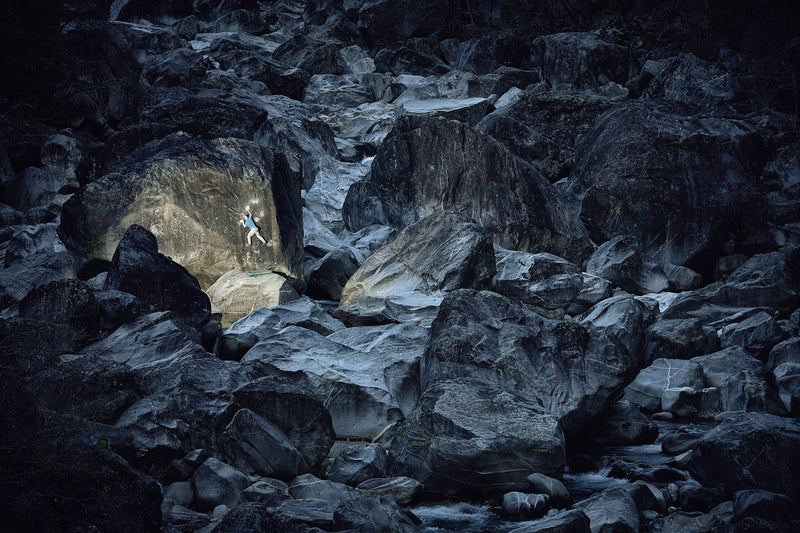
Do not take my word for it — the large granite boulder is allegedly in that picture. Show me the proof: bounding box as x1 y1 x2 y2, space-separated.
220 408 308 480
232 375 336 472
586 235 670 295
104 225 210 328
491 248 610 318
732 489 800 532
254 95 340 177
529 32 638 90
685 412 800 501
80 311 211 393
395 97 493 126
445 32 530 75
624 358 706 412
217 299 343 360
0 232 79 308
476 88 615 183
305 246 360 301
141 48 208 88
304 155 372 229
343 115 593 264
339 211 496 305
641 53 739 110
573 487 639 533
717 311 787 359
562 102 768 275
422 290 655 436
112 0 196 23
644 317 718 363
16 279 106 347
241 323 425 438
692 347 785 415
3 437 163 532
504 509 590 533
333 292 443 328
580 400 659 448
389 378 565 499
273 34 345 76
192 457 252 512
331 492 420 533
327 443 389 486
60 133 303 287
5 167 73 212
769 337 800 415
357 0 459 47
24 352 138 425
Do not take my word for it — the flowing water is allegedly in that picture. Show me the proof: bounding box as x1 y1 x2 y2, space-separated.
410 420 714 531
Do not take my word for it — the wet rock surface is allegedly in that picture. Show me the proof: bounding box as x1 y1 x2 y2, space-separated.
2 1 799 532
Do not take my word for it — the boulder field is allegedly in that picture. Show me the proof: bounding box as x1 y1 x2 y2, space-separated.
1 1 799 532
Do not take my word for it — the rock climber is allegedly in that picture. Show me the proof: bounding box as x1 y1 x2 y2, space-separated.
241 208 268 246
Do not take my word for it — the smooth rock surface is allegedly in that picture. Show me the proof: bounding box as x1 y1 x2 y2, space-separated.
343 115 593 263
340 211 495 305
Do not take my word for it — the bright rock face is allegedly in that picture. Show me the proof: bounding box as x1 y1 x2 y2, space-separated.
60 133 303 288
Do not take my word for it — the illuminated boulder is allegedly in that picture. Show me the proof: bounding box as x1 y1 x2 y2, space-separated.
60 132 303 288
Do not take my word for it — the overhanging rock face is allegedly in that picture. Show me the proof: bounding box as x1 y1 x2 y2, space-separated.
60 132 303 288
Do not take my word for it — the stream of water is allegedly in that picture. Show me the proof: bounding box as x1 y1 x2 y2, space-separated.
410 420 713 531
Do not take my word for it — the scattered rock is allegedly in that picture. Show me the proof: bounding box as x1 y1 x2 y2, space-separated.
232 375 336 471
192 457 252 513
221 408 308 479
502 492 550 519
685 412 800 501
327 443 389 486
586 235 670 295
624 358 705 412
573 487 639 533
526 473 572 509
